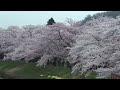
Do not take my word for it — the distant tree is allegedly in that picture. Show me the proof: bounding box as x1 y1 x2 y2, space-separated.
81 15 92 25
81 11 120 24
47 17 56 25
103 11 120 18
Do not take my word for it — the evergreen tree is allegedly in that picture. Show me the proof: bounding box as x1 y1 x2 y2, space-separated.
47 17 56 25
81 15 92 25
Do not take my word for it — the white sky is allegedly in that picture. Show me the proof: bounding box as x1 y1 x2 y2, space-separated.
0 11 105 28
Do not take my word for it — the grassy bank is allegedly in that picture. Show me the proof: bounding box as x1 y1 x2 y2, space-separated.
0 60 97 79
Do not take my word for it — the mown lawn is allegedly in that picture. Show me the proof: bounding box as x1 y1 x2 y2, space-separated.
0 60 97 79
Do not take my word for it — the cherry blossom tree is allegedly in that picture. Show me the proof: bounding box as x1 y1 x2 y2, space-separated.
36 23 79 66
0 23 78 68
68 16 120 78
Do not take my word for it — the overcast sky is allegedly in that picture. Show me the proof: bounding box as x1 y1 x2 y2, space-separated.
0 11 105 28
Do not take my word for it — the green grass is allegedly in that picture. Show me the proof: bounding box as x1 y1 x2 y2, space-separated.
0 60 72 79
72 71 97 79
0 60 97 79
